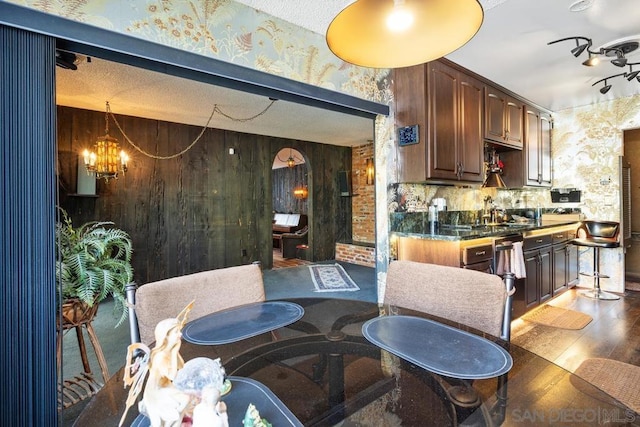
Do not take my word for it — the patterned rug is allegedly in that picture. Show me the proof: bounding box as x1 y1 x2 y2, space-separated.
309 263 360 292
521 304 592 329
573 358 640 413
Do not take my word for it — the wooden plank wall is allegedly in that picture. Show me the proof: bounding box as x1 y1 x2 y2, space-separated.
272 164 308 214
56 106 352 284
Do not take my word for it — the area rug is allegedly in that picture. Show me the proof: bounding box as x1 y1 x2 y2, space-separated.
521 304 592 330
573 358 640 413
309 263 360 292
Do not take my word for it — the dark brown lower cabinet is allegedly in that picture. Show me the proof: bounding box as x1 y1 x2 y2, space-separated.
552 241 580 295
524 246 552 310
522 228 579 316
553 242 569 294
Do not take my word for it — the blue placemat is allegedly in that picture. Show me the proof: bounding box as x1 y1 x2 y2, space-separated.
363 315 512 380
182 301 304 345
131 376 303 426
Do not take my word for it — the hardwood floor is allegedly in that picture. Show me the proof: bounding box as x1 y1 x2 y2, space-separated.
272 248 312 269
511 286 640 374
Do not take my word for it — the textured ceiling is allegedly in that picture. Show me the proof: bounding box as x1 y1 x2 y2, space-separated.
56 57 374 148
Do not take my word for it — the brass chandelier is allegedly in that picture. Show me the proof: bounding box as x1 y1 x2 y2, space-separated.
83 102 129 181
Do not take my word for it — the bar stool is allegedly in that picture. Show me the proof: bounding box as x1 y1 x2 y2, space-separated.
571 220 620 300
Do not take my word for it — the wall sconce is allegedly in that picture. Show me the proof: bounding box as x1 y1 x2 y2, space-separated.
83 101 128 181
293 185 308 199
366 158 375 185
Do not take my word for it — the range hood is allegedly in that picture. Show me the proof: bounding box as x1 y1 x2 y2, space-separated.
482 171 506 188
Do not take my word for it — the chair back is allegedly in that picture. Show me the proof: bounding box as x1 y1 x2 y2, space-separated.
385 261 508 338
135 264 265 345
578 220 619 239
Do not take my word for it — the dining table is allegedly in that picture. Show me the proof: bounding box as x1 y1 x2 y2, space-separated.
74 297 638 426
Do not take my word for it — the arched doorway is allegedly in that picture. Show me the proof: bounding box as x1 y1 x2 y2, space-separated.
271 148 310 267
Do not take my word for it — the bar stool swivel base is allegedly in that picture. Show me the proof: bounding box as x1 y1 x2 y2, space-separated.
578 287 620 300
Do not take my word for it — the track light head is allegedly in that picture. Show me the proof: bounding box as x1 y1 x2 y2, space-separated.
583 54 600 66
611 55 628 67
571 40 590 57
626 70 640 81
600 84 612 94
55 50 78 70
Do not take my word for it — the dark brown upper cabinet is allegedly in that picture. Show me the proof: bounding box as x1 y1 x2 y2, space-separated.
484 85 524 149
394 60 484 183
527 109 553 187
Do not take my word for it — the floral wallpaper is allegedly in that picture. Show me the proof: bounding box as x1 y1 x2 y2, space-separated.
8 0 389 100
552 95 640 293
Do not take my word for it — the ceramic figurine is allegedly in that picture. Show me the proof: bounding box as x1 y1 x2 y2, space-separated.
192 385 229 427
242 403 272 427
119 301 194 427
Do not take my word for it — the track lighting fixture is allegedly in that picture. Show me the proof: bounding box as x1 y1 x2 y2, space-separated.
55 50 78 70
548 36 629 68
549 36 640 93
626 64 640 81
591 73 626 95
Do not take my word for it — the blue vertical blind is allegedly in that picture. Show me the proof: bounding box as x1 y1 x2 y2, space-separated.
0 25 58 426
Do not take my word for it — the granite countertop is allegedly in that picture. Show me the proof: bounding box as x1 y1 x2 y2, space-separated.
392 220 580 242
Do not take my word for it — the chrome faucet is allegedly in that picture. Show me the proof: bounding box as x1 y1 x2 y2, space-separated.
483 196 493 224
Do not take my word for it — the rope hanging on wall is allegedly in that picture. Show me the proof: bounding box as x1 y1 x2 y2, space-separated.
107 99 277 160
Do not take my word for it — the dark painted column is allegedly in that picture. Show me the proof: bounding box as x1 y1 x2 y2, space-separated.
0 25 58 425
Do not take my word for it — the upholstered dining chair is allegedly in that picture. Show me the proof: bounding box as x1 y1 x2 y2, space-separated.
384 260 513 426
385 260 510 338
128 264 334 420
133 263 266 345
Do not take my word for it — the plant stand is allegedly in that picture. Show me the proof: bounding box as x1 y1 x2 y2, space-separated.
56 299 110 410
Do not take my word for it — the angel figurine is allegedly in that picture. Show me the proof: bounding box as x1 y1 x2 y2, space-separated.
119 301 194 427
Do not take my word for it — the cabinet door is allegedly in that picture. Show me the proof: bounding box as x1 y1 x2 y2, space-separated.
525 107 552 187
458 74 484 182
484 87 524 149
525 107 541 185
505 96 524 148
553 243 568 294
539 247 552 303
428 61 459 181
484 86 507 143
567 243 579 285
539 112 552 186
524 250 539 309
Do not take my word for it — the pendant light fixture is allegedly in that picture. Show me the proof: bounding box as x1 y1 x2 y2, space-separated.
326 0 484 69
83 102 129 181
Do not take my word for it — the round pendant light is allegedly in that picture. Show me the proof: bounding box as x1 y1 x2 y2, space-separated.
326 0 484 69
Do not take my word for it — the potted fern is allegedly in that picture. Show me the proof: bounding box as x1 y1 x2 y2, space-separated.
55 209 134 327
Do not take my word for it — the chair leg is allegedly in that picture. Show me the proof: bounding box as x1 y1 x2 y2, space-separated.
579 247 619 300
